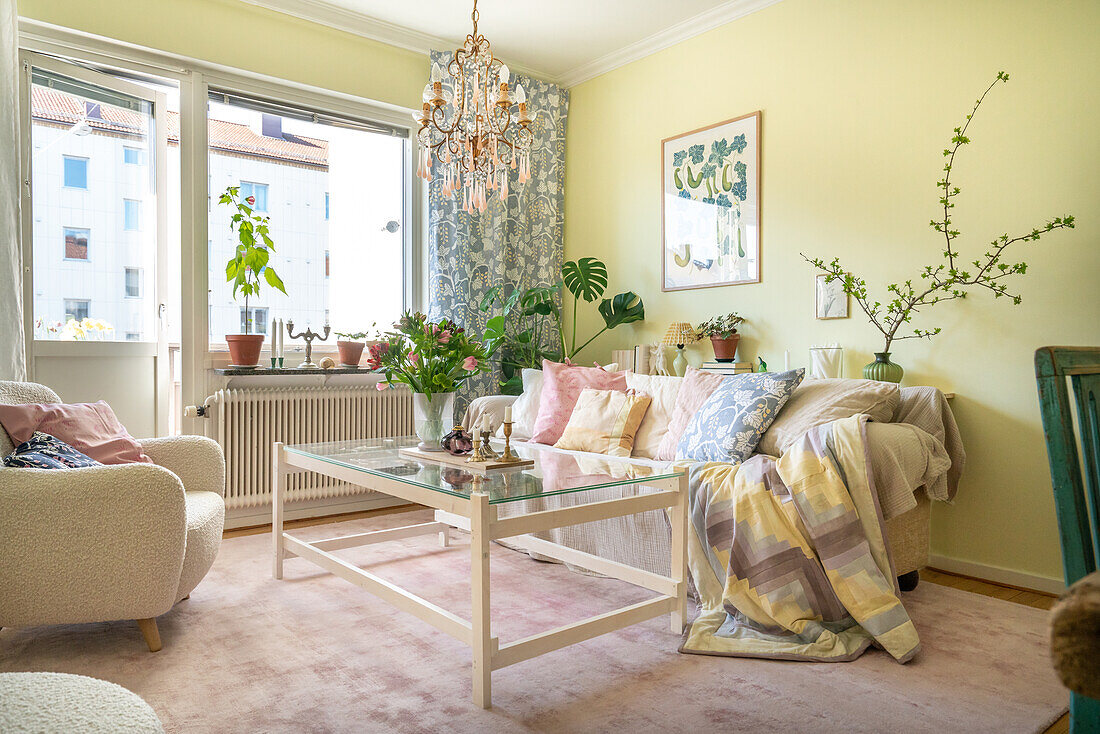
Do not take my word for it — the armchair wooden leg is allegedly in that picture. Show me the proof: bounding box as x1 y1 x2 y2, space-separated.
136 618 162 652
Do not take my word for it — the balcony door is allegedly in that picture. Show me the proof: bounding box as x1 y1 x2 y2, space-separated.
19 52 171 437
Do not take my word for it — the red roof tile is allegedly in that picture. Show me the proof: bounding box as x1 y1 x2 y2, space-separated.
31 86 328 168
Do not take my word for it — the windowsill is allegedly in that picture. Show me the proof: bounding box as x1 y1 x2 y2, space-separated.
63 258 90 263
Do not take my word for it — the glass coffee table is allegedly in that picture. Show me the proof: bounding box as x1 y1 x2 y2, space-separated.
272 437 688 709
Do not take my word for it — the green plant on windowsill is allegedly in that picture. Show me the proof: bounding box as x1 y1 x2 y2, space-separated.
802 71 1075 382
480 256 645 393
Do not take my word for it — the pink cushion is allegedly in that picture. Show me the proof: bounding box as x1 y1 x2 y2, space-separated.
656 367 728 460
0 401 152 465
529 360 628 445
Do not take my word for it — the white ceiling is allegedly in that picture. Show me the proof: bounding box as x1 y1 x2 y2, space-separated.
242 0 782 86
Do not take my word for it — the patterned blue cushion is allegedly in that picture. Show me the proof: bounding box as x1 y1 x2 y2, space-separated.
3 431 102 469
676 369 805 463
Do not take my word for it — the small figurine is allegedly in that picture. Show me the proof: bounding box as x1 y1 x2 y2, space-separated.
652 343 670 376
756 356 768 373
441 425 473 456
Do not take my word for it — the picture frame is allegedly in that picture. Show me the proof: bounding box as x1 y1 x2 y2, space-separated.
661 111 762 292
816 274 850 319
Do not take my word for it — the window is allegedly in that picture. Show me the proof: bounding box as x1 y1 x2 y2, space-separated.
64 228 90 260
64 299 90 322
125 267 142 298
208 91 408 349
63 156 88 189
240 181 268 212
240 307 268 334
125 332 141 341
124 199 141 231
123 146 143 165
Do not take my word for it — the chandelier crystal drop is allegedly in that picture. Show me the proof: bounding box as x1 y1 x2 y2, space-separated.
414 0 535 214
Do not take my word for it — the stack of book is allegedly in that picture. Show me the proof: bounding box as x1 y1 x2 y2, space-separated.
699 361 753 375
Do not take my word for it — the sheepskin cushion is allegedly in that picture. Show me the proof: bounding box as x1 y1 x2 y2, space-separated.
1050 570 1100 700
0 672 164 733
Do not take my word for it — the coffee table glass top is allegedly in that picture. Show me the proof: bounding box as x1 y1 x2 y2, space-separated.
284 437 683 504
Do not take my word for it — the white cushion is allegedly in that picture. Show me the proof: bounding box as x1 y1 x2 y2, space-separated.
625 372 683 459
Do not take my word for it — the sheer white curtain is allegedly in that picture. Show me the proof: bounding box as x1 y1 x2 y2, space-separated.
0 0 25 381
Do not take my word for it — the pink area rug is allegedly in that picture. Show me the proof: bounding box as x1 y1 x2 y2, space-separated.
0 510 1068 733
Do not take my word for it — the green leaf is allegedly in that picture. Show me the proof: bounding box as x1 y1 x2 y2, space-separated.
561 257 608 303
479 285 503 312
597 291 645 330
263 267 287 295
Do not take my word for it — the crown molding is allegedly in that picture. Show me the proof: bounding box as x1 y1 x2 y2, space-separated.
239 0 548 81
555 0 784 88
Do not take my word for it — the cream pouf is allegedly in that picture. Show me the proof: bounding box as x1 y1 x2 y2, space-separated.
0 672 163 733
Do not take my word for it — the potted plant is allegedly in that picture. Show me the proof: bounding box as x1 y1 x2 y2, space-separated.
480 255 645 393
803 72 1075 383
368 312 488 451
334 325 375 367
696 312 745 362
220 186 287 366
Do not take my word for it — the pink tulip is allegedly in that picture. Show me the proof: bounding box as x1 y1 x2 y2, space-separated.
462 356 478 371
408 352 420 365
375 381 388 391
438 330 452 344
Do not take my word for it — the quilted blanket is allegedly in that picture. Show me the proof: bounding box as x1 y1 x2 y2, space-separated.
680 415 921 662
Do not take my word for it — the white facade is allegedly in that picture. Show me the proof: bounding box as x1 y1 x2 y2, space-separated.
31 108 330 343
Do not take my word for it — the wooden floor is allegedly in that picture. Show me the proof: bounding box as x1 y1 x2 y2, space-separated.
229 508 1069 733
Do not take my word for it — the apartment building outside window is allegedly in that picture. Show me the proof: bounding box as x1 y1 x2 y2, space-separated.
240 307 268 334
125 267 142 298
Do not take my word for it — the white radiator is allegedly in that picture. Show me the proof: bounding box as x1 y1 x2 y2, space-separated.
208 385 413 510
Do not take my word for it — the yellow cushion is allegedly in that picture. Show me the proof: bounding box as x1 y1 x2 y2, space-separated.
553 388 652 458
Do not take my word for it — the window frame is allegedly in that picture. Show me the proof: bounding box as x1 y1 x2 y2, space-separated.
123 145 143 165
18 22 425 435
123 198 141 231
63 298 90 322
124 266 143 298
62 154 88 190
63 226 91 262
238 180 268 213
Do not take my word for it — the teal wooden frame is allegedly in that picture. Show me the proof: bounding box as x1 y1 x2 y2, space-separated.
1035 346 1100 733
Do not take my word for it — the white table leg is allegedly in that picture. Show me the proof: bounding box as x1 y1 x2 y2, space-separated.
670 473 689 633
439 528 450 547
272 441 286 580
470 491 492 709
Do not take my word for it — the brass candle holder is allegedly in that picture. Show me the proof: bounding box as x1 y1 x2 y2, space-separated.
480 426 499 459
466 436 487 463
499 421 522 463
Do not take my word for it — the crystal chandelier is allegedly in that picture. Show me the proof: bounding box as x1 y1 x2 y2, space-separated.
414 0 534 214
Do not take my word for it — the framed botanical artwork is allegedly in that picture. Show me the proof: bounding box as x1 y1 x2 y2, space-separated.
661 111 761 292
816 274 850 319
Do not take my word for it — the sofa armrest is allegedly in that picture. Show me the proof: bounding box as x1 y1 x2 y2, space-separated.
464 395 520 431
0 463 188 626
139 435 225 496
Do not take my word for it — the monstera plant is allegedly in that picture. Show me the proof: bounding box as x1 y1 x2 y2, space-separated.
481 256 644 393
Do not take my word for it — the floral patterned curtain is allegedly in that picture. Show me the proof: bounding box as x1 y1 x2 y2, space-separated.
426 50 568 413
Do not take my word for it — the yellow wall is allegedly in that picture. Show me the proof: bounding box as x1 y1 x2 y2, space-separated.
19 0 427 110
565 0 1100 583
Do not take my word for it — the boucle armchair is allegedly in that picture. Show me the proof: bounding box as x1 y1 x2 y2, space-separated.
0 381 226 651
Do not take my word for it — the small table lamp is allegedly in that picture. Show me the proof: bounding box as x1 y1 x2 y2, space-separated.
662 321 697 377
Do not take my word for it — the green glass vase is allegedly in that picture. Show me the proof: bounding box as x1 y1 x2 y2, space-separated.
863 352 904 383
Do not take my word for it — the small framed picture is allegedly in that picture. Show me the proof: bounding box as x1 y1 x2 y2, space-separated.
816 274 849 319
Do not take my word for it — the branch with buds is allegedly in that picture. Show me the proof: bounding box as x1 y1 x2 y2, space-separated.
802 72 1075 354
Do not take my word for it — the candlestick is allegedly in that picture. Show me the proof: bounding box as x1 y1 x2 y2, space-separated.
287 320 329 369
499 420 521 463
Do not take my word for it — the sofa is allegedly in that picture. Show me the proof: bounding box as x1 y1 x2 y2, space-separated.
467 373 964 589
0 381 226 651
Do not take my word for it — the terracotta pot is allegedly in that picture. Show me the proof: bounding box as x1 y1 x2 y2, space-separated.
337 340 365 367
226 334 265 367
709 334 741 362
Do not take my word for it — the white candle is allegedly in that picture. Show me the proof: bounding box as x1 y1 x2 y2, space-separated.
482 414 492 434
472 427 481 444
784 350 790 371
277 319 284 358
503 405 513 423
271 317 277 350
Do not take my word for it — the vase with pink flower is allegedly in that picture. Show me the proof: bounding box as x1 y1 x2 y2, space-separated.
367 311 488 451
